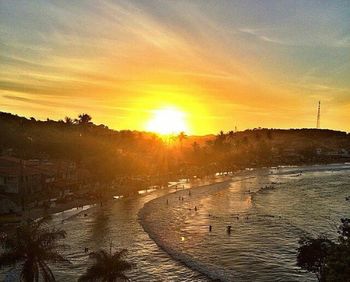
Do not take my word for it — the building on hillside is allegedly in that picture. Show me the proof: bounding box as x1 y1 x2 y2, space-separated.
0 156 63 195
0 164 42 194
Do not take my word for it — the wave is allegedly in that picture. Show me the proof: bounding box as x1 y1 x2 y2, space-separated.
273 163 350 176
138 180 235 282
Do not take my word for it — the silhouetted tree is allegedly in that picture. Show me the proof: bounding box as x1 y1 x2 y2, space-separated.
228 130 235 139
64 116 74 125
79 249 134 282
178 131 187 149
0 220 69 282
297 236 334 281
214 131 227 151
77 113 92 125
297 218 350 281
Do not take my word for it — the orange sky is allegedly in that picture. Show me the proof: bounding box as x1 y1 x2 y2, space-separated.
0 1 349 134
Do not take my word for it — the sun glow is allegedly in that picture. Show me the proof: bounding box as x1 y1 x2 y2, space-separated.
146 107 188 135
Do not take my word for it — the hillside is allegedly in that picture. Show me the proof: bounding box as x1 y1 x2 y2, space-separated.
1 111 350 177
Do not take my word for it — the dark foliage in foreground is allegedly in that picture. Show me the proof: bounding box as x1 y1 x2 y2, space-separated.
0 219 69 281
297 236 334 281
297 218 350 281
79 249 134 282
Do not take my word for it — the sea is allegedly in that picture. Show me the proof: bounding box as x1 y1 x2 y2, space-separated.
2 163 350 281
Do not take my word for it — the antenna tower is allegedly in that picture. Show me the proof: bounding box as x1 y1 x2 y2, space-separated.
316 101 321 129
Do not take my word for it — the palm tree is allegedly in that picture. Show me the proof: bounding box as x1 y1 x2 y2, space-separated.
178 131 187 150
77 113 92 125
79 249 134 282
0 220 69 282
64 116 74 125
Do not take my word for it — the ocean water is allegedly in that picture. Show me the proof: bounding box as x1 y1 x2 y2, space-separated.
2 164 350 281
139 164 350 281
47 180 215 282
4 178 221 282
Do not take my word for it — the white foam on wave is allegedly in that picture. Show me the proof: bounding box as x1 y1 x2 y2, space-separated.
138 181 235 282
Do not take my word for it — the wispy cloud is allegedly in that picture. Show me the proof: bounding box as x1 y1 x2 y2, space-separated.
238 28 289 45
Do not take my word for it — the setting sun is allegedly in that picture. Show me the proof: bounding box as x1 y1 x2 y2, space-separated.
146 107 188 135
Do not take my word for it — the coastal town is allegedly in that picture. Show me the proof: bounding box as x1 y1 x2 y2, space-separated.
1 112 350 223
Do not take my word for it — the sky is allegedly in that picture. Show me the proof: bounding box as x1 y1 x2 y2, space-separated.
0 0 349 134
